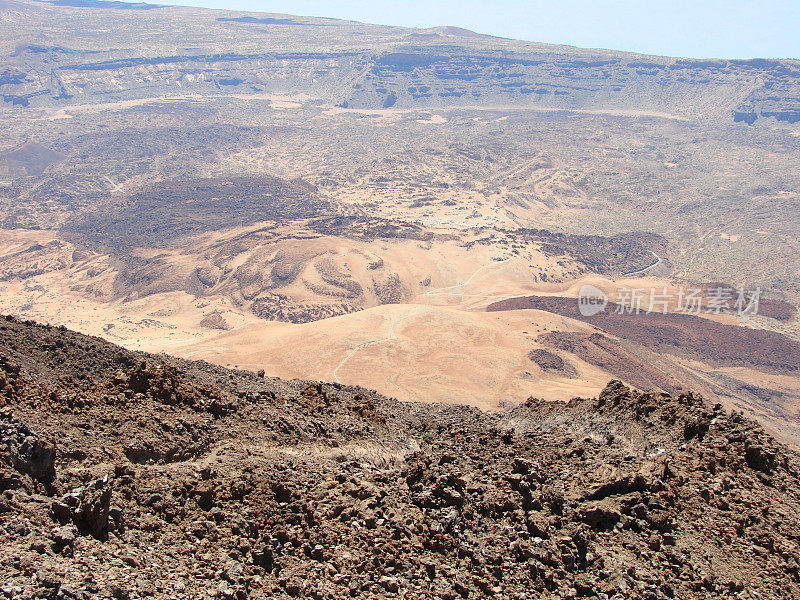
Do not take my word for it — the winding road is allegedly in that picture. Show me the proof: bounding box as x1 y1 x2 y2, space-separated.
623 251 662 277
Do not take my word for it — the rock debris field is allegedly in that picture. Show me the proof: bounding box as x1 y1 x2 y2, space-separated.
0 316 799 599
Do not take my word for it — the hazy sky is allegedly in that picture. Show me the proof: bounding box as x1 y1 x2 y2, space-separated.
162 0 799 59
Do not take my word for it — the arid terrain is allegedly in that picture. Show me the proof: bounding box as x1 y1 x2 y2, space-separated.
2 316 800 599
1 0 800 446
2 2 800 597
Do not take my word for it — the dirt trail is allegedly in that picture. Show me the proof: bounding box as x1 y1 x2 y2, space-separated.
424 257 514 297
332 306 428 383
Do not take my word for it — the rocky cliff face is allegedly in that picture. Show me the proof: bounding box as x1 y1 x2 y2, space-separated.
1 1 799 124
1 316 800 599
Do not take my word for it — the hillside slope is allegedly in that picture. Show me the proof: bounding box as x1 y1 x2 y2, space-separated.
1 316 800 599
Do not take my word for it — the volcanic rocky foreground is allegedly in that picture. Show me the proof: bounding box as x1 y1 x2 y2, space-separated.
1 317 800 599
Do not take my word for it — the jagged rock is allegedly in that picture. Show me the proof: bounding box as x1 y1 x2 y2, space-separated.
0 408 56 489
52 525 77 547
577 501 621 531
597 379 630 406
252 545 274 570
746 443 778 473
53 476 113 539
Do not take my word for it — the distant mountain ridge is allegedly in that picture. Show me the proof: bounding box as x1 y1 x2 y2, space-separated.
1 0 799 124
